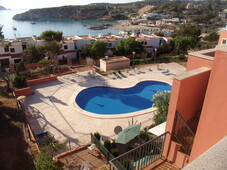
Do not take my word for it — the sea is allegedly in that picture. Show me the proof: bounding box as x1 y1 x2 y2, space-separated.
0 9 120 39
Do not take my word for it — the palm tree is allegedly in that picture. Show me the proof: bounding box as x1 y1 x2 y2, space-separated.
23 43 43 63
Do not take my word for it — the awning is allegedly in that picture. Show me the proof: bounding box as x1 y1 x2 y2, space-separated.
115 124 141 144
148 122 166 136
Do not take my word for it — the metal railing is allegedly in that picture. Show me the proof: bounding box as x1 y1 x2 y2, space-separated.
91 133 115 161
172 111 195 155
109 132 168 170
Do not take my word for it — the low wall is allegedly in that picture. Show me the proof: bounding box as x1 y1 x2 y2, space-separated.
125 53 148 59
56 71 77 77
27 76 57 86
25 63 41 70
15 87 33 97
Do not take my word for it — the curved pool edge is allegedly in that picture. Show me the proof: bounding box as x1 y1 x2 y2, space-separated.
70 78 172 119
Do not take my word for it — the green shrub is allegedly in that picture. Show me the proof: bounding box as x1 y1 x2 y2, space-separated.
16 61 26 74
152 91 170 125
139 131 150 141
13 74 27 88
111 148 119 157
94 132 101 141
127 145 134 151
35 151 59 170
104 139 111 151
123 159 131 169
178 55 187 61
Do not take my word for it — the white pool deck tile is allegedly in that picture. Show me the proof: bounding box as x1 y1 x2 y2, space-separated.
24 63 186 148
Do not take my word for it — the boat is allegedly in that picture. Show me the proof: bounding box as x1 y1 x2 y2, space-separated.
31 22 36 24
89 25 108 30
84 25 86 27
12 27 17 30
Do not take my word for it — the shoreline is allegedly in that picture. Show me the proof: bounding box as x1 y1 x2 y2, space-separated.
112 20 159 31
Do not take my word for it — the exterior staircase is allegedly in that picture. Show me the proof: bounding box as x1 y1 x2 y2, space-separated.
144 159 180 170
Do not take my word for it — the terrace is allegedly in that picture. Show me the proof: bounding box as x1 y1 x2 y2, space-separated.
23 63 185 151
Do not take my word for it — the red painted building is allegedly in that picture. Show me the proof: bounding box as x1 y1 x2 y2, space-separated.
163 30 227 168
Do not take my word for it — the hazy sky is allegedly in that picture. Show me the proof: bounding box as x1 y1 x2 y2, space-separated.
0 0 141 9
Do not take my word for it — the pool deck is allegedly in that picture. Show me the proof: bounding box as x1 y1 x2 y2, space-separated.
24 63 186 149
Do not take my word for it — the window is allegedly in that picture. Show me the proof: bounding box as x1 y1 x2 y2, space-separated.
144 42 147 45
222 39 227 45
4 47 9 52
10 48 15 53
64 45 68 50
108 43 112 47
14 59 21 64
22 45 27 50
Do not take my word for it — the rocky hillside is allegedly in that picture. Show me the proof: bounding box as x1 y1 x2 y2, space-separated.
12 4 137 21
0 6 6 10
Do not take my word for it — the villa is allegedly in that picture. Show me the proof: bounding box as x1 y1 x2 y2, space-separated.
0 33 173 69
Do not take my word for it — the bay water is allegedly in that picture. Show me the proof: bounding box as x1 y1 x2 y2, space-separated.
0 9 120 39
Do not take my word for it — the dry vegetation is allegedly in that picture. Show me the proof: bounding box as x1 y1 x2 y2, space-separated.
0 81 34 170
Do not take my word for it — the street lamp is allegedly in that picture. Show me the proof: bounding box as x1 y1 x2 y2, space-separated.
132 51 136 67
154 48 157 63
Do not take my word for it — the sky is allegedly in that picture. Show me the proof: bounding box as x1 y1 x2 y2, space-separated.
0 0 141 9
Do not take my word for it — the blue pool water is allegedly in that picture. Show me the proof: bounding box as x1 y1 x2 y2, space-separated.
75 81 171 115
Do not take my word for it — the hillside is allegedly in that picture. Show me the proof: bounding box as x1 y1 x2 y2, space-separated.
0 6 6 10
12 4 138 21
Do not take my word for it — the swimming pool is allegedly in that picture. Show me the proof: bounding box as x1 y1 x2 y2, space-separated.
75 81 171 115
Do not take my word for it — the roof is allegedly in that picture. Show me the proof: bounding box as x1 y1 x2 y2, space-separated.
148 122 166 136
96 38 117 42
136 37 151 41
164 37 173 40
100 56 130 64
183 136 227 170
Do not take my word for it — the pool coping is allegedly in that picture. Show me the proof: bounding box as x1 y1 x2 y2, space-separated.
70 79 172 119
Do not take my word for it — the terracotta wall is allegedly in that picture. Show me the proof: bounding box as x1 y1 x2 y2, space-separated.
163 68 211 165
15 87 32 97
186 55 213 71
189 50 227 161
27 76 57 86
25 63 41 70
125 53 147 59
218 31 227 45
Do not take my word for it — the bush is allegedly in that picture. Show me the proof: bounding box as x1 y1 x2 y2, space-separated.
16 61 26 74
152 91 170 125
104 139 111 151
123 159 131 169
111 148 119 157
94 132 101 141
127 145 134 151
139 131 150 141
35 151 59 170
13 74 27 88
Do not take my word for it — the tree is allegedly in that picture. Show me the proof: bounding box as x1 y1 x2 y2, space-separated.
116 37 146 55
202 31 219 42
40 30 63 42
81 44 92 58
23 44 43 63
0 67 12 92
91 41 107 58
152 91 170 125
0 25 4 40
173 36 197 52
155 31 164 36
158 41 171 54
35 151 59 170
172 24 202 43
39 41 61 59
81 41 107 59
